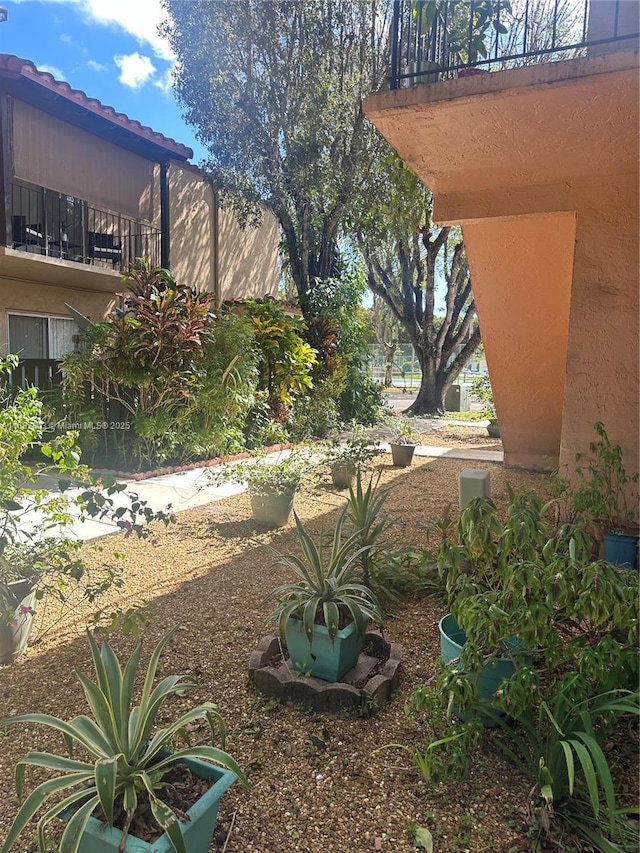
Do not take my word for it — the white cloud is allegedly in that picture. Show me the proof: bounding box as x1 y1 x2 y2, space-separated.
43 0 174 60
37 64 67 81
87 59 108 72
153 66 174 95
114 52 156 89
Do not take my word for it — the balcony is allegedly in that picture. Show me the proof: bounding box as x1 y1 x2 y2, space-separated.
391 0 639 88
8 181 160 274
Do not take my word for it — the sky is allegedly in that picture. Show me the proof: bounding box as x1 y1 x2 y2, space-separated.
1 0 208 162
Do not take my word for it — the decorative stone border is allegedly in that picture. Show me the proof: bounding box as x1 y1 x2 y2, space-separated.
248 630 402 715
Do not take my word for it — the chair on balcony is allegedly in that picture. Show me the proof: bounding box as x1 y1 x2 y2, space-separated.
87 231 122 268
12 216 45 251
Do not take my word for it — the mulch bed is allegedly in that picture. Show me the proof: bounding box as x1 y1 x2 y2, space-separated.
0 445 637 853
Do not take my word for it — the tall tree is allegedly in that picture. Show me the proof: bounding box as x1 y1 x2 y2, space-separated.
353 151 481 415
370 296 400 387
162 0 391 319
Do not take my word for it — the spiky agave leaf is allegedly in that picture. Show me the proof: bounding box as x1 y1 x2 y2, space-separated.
2 629 248 853
264 511 384 643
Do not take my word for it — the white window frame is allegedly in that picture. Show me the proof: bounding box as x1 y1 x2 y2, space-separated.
7 310 79 360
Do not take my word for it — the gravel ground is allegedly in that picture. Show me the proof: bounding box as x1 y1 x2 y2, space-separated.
0 433 635 853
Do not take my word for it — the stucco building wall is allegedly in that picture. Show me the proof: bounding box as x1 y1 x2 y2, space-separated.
363 51 639 474
0 279 115 350
560 174 639 477
462 213 575 470
164 161 280 302
217 206 280 302
168 162 216 295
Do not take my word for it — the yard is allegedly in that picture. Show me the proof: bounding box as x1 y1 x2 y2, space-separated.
0 430 637 852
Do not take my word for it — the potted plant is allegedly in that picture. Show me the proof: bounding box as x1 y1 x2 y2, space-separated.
388 418 419 467
471 374 499 437
208 446 316 527
0 538 85 664
0 628 249 853
411 0 511 74
571 422 639 568
263 511 384 681
324 428 382 488
0 354 173 663
433 488 637 725
435 495 527 724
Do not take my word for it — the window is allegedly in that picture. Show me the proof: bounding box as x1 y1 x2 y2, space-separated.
8 313 79 359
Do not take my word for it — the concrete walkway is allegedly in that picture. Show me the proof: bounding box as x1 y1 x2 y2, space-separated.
23 442 502 544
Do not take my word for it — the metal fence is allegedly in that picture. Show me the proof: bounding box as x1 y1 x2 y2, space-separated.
10 182 160 272
368 343 487 388
4 358 133 428
390 0 639 88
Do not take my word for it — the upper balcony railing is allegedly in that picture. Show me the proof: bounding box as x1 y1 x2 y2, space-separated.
9 182 160 273
390 0 639 89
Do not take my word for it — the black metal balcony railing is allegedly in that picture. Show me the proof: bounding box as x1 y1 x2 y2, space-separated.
390 0 639 89
10 182 161 272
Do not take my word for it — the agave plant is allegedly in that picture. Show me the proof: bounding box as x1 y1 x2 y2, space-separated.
344 471 395 590
264 511 384 644
1 629 249 853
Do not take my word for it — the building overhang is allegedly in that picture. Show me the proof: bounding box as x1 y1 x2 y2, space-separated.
0 54 192 164
0 248 124 294
363 51 639 222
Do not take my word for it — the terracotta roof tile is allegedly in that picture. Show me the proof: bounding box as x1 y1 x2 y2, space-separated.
0 54 193 160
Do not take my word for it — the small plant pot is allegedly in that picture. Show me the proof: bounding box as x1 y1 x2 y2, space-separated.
486 419 500 438
439 613 519 727
602 531 639 569
390 443 416 467
249 487 296 527
284 617 366 682
458 67 487 78
330 463 356 489
0 580 36 665
69 756 237 852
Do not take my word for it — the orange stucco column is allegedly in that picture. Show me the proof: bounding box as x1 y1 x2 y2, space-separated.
363 53 639 473
559 173 639 478
462 213 576 470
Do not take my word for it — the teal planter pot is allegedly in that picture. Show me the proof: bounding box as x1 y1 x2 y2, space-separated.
74 756 237 852
285 617 365 682
603 531 638 569
439 613 518 726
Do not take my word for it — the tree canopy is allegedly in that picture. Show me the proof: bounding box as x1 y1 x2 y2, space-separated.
162 0 479 416
163 0 391 317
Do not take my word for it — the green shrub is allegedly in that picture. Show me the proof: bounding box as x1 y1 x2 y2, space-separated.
289 381 339 439
59 274 263 469
246 299 317 420
489 676 640 848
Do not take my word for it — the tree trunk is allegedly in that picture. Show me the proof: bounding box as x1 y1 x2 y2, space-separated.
406 369 446 415
383 341 397 387
405 345 447 415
